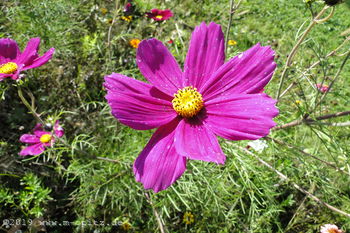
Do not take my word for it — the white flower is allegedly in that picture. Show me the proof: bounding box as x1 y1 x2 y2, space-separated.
320 224 343 233
248 140 268 153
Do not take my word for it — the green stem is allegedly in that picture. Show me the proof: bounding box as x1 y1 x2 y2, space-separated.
17 86 45 125
279 36 350 99
225 0 235 55
312 50 350 111
276 6 330 100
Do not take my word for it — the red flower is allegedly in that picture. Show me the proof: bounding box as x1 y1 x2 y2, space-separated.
146 9 173 21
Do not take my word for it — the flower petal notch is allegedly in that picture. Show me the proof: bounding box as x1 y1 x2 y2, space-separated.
19 120 64 156
0 37 55 81
104 22 279 193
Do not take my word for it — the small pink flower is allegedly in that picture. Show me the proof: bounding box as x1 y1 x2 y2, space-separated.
19 121 64 156
320 224 343 233
0 38 54 81
53 120 64 138
316 83 329 93
167 39 174 44
146 9 173 21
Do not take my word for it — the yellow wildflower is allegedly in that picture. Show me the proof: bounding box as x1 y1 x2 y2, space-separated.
121 15 132 22
295 100 302 105
183 211 194 225
228 40 237 46
121 221 132 230
129 39 141 48
100 7 108 15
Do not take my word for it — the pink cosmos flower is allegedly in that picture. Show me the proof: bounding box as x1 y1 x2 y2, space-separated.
320 224 343 233
146 9 173 21
316 83 329 93
19 121 64 156
104 22 279 192
0 37 54 81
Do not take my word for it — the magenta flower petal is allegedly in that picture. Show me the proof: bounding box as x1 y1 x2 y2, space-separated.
203 93 278 140
22 48 55 70
54 120 64 138
19 134 40 144
15 37 40 65
33 123 44 132
174 118 226 164
184 22 225 91
33 129 51 137
104 73 172 101
202 43 276 101
105 75 177 130
0 73 11 80
316 83 329 93
133 119 186 192
136 39 183 95
0 38 20 61
19 143 45 156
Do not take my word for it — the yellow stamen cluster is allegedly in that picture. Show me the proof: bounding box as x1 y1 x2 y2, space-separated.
172 86 204 118
155 15 163 19
0 62 18 74
40 134 52 143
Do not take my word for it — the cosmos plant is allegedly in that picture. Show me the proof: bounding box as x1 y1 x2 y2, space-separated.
105 22 278 192
0 37 54 81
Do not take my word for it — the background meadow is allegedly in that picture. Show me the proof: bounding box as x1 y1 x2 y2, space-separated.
1 0 350 232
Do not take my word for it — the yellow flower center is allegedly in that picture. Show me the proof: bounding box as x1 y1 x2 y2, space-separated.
172 86 204 118
155 15 163 19
40 134 52 143
0 62 18 74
